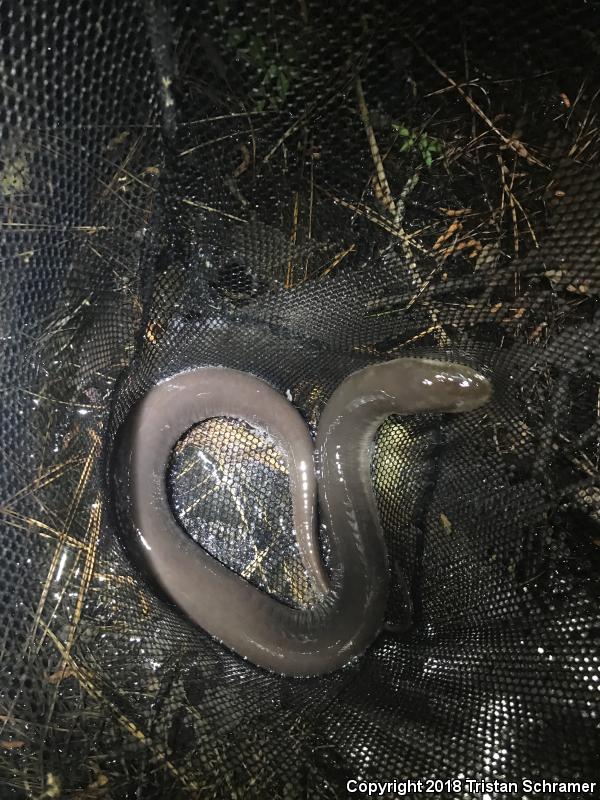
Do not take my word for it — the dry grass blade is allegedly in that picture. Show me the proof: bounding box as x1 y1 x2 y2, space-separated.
355 76 397 215
38 623 200 795
26 434 99 661
410 36 547 169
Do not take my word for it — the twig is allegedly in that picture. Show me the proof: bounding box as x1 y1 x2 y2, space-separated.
39 623 200 794
285 191 300 288
320 244 357 278
410 36 547 169
355 77 397 215
316 184 429 252
181 198 247 223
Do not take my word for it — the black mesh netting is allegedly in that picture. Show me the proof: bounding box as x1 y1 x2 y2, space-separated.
1 1 599 798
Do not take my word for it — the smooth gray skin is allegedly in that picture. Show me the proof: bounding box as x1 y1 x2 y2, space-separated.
112 359 491 676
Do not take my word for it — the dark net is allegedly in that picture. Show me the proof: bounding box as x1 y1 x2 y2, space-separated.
1 1 599 797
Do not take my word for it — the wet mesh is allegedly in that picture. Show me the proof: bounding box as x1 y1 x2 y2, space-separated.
1 1 599 798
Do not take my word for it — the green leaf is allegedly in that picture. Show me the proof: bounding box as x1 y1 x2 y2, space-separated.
277 69 289 99
248 36 265 66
